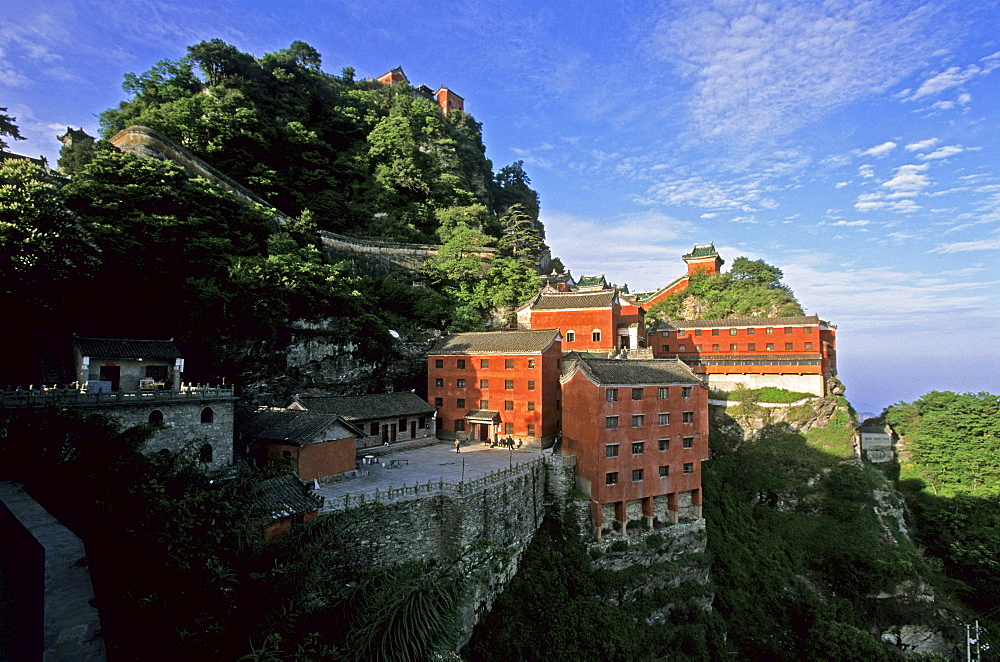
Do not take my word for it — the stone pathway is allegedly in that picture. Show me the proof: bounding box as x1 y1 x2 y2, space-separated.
313 440 544 510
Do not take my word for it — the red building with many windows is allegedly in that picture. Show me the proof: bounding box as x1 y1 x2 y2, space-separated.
427 329 562 446
516 289 646 350
561 357 709 537
650 315 837 395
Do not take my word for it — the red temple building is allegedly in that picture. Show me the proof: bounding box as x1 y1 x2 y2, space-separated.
516 289 646 351
650 315 837 396
427 329 562 446
561 356 709 537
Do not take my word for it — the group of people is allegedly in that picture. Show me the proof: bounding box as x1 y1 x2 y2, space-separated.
487 436 520 450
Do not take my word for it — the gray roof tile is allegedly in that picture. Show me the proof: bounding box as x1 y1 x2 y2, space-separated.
251 475 322 520
74 336 181 359
243 409 361 445
655 315 821 330
567 357 702 386
532 290 616 310
430 329 560 355
295 392 434 421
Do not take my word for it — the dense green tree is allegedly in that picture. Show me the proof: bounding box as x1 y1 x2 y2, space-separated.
497 203 546 268
0 106 25 149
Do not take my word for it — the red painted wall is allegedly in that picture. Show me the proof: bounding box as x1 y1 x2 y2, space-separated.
264 510 318 541
530 306 619 351
641 278 690 309
427 341 562 442
251 438 355 481
561 371 709 509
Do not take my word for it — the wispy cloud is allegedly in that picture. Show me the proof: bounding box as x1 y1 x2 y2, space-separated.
905 137 940 151
650 0 946 143
638 174 777 212
919 145 964 160
860 141 897 157
904 51 1000 102
928 236 1000 254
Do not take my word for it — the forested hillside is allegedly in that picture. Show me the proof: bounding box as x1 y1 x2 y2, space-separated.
0 40 554 388
647 257 804 320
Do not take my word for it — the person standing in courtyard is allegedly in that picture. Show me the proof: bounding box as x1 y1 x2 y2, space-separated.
455 438 461 453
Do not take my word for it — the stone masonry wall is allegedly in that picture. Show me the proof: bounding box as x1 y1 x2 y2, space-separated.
97 399 236 470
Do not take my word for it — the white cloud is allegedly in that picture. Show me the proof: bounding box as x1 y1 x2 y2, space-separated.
919 145 964 160
905 138 940 151
858 164 875 178
650 1 945 143
882 164 931 194
830 220 870 227
835 181 850 189
639 174 777 212
928 236 1000 254
860 141 897 157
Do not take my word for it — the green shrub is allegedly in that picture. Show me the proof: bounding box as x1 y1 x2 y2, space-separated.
645 533 665 549
608 540 629 553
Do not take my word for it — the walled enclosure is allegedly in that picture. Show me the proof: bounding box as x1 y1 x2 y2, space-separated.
706 372 826 396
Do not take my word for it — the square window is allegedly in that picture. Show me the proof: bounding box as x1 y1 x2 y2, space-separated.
678 330 686 337
480 379 489 388
606 388 618 402
606 472 618 486
457 399 466 409
683 411 694 423
605 416 619 429
658 439 669 451
682 386 692 398
592 330 601 342
632 388 643 400
505 422 514 435
695 329 702 336
527 424 535 436
785 343 794 350
805 342 813 350
804 326 813 333
566 331 576 342
435 378 444 388
480 399 489 409
683 463 694 475
606 443 619 458
662 330 670 338
528 358 536 369
435 359 443 368
632 415 644 428
712 328 720 336
457 379 466 388
659 465 669 478
527 380 535 391
505 380 514 390
730 344 738 351
455 419 465 432
504 400 514 411
480 359 489 369
505 358 514 369
457 359 466 369
766 327 774 335
683 436 694 449
679 344 686 351
662 345 670 352
695 344 703 351
370 422 379 435
658 413 669 425
527 401 536 412
434 398 443 407
712 344 720 351
632 469 644 482
632 441 644 455
766 343 774 351
784 327 793 333
748 343 756 351
658 387 669 399
730 328 738 335
748 328 755 335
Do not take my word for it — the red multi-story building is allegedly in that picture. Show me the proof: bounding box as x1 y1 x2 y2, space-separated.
427 329 562 446
517 289 646 351
650 315 837 395
561 357 709 537
631 243 724 309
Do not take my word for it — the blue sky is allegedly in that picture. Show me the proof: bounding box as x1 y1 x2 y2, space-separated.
5 0 1000 414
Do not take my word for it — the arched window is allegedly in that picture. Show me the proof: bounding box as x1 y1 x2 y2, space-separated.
199 444 213 463
592 329 602 342
200 407 214 424
566 330 576 342
148 410 163 424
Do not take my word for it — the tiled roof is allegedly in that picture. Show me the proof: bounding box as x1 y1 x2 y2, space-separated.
568 357 702 386
655 315 822 330
430 329 560 355
465 410 500 421
295 392 434 421
251 475 322 520
74 337 181 359
682 243 719 259
243 409 362 445
630 276 687 303
576 274 608 288
532 290 616 310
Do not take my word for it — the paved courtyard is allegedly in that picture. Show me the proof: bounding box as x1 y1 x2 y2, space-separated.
313 440 544 509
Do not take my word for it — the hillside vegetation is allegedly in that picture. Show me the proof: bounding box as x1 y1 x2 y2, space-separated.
647 257 804 320
0 40 554 388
